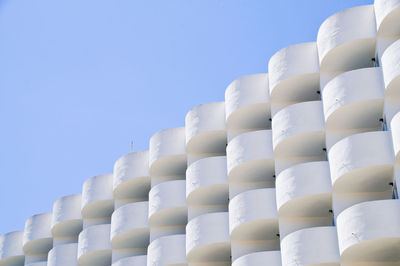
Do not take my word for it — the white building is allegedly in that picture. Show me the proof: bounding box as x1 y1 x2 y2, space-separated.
1 1 400 265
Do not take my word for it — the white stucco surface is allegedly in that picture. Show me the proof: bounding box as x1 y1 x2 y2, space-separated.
51 194 82 238
281 226 340 266
113 151 150 200
111 201 149 249
225 74 270 132
77 224 111 266
48 243 78 266
317 5 376 72
81 174 114 219
0 231 24 266
269 42 320 102
390 111 400 161
381 39 400 96
232 251 281 266
112 255 147 266
23 213 53 256
374 0 400 36
147 234 187 266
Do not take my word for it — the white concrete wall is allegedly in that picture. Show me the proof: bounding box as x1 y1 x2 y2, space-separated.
3 2 400 265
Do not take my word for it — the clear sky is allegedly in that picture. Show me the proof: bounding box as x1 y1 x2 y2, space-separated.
0 0 373 235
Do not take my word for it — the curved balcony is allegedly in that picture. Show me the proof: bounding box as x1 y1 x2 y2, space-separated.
149 127 187 178
0 231 24 266
382 39 400 98
322 68 384 132
281 227 340 266
232 251 281 266
186 156 228 209
148 180 187 228
272 101 325 157
391 112 400 162
227 130 274 197
375 0 400 37
337 200 400 263
51 194 82 241
147 234 187 266
110 201 149 249
81 174 114 224
328 131 394 193
113 151 150 201
77 224 111 266
276 161 332 217
185 102 227 156
229 189 278 241
225 74 270 139
23 213 53 256
268 42 320 103
186 212 230 263
48 243 78 266
317 5 376 73
25 263 47 266
112 255 147 266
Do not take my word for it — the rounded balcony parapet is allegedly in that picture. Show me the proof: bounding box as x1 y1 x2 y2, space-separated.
322 67 384 130
148 180 187 227
281 226 340 266
147 234 187 266
149 127 187 177
229 188 278 241
0 231 24 266
81 174 114 219
232 251 281 266
317 5 376 73
113 151 150 200
185 102 227 155
186 156 228 206
227 130 274 184
110 201 149 249
225 74 270 134
337 199 400 262
51 194 82 238
112 255 147 266
374 0 400 37
48 243 78 266
328 131 394 192
272 101 325 157
25 262 47 266
23 213 53 256
186 212 230 262
276 161 332 217
381 39 400 97
77 224 111 266
268 42 320 103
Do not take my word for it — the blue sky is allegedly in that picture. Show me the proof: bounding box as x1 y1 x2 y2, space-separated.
0 0 372 235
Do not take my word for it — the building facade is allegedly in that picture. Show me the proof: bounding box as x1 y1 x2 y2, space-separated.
2 1 400 265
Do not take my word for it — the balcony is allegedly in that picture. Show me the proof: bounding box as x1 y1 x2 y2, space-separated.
113 151 150 203
186 156 228 220
0 231 24 266
229 189 279 260
148 180 187 241
186 212 230 263
382 39 400 98
272 101 325 158
268 42 320 106
232 251 281 266
391 112 400 162
81 174 114 227
48 243 78 266
149 127 187 180
227 130 274 197
225 74 270 140
147 234 187 266
51 194 82 245
77 224 111 266
185 102 227 161
374 0 400 37
281 226 340 266
317 5 376 74
112 255 147 266
110 201 149 250
336 200 400 263
23 213 53 258
322 67 384 133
